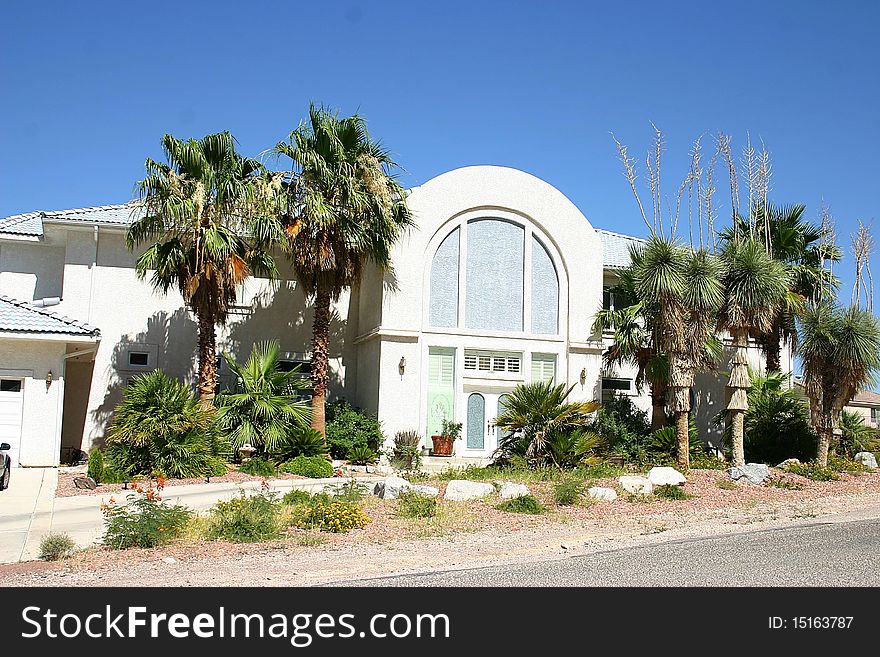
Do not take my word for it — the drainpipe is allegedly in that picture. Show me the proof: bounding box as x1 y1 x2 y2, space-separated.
88 225 98 323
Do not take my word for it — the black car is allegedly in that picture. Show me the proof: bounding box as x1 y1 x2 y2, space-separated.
0 442 10 490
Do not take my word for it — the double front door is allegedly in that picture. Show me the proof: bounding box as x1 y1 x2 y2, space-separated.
461 390 513 457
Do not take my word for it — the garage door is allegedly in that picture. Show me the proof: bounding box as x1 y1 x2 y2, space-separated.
0 379 23 467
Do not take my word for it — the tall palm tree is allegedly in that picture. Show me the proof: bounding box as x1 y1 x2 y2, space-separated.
799 303 880 466
721 204 840 371
273 105 412 436
128 132 277 407
215 341 311 452
718 237 789 467
628 238 723 469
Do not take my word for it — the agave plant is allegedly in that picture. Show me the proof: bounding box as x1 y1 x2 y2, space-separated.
215 341 311 453
494 381 600 466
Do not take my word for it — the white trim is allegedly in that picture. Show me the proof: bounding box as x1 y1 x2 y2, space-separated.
0 332 98 343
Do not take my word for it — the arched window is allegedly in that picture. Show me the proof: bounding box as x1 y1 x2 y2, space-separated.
428 218 560 335
467 393 486 449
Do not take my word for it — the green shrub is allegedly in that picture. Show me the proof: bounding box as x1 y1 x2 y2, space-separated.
39 533 75 561
282 455 334 478
592 395 652 463
239 457 277 477
206 493 282 543
838 410 880 458
269 427 328 462
102 494 192 549
207 457 228 477
326 478 370 502
783 461 840 481
347 444 377 465
325 400 385 460
553 479 583 506
282 489 313 506
766 475 804 490
828 453 869 474
496 495 544 514
690 454 728 470
654 484 690 500
650 418 704 460
87 448 104 482
215 342 311 454
719 371 818 464
397 491 437 518
293 498 370 532
106 370 229 479
391 429 422 471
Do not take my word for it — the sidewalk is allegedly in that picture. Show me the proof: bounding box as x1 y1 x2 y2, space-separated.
0 468 57 563
1 473 382 564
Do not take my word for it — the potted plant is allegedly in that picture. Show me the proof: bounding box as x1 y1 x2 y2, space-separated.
431 419 462 457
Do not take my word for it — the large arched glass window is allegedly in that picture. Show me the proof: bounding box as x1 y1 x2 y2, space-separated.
428 217 560 335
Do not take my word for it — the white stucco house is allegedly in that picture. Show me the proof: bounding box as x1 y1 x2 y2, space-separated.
0 166 784 467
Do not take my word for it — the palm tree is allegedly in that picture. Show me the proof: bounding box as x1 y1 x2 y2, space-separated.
721 204 840 371
628 237 723 469
273 105 413 436
494 380 600 466
718 237 789 467
127 132 278 407
799 303 880 466
215 341 311 453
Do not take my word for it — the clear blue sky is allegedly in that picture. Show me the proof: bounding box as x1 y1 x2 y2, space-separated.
2 0 878 295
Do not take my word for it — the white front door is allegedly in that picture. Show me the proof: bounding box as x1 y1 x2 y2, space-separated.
462 390 513 457
0 379 24 467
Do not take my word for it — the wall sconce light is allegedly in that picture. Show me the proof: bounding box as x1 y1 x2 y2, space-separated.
46 370 53 390
398 356 406 376
579 368 587 386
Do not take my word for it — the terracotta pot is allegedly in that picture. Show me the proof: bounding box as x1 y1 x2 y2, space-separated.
431 435 454 457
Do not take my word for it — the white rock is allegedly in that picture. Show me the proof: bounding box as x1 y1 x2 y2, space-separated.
618 475 653 495
443 480 496 501
162 557 178 564
373 476 412 500
647 466 686 486
777 458 801 469
728 463 770 485
497 481 530 499
587 486 618 502
409 484 440 498
854 452 878 469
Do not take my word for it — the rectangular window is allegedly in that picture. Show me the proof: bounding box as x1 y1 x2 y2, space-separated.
427 348 456 438
0 379 22 392
601 377 633 401
531 354 556 384
128 352 149 367
464 351 522 376
872 408 879 423
602 287 633 312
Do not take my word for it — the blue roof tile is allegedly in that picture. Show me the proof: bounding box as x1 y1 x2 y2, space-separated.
0 296 100 337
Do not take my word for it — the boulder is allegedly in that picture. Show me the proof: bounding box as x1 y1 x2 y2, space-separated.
647 466 686 487
587 486 618 502
777 458 801 469
854 452 878 469
409 484 440 498
373 476 412 500
497 482 530 499
728 463 771 485
443 480 495 501
618 475 653 495
73 476 97 490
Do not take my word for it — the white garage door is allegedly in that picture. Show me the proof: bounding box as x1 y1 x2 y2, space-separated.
0 379 24 467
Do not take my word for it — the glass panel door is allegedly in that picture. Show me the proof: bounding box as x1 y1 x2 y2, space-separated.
466 393 486 449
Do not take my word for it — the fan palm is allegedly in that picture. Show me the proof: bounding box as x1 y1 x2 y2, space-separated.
273 105 413 437
215 341 311 453
494 381 600 465
127 132 278 407
627 237 723 469
721 204 840 371
799 303 880 466
718 237 789 467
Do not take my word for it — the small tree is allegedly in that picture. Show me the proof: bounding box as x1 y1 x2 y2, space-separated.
799 303 880 466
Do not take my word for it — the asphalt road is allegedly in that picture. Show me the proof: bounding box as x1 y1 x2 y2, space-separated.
337 517 880 586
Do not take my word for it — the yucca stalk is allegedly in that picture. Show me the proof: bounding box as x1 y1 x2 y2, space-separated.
273 105 413 437
718 238 788 466
128 132 280 407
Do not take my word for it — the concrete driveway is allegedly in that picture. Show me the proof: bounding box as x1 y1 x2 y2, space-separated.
0 468 57 563
0 472 380 564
